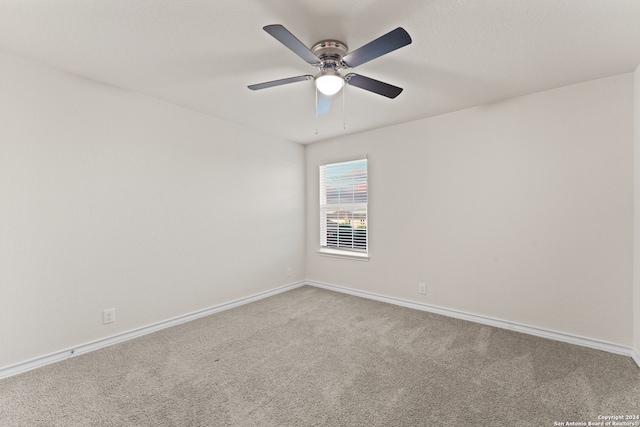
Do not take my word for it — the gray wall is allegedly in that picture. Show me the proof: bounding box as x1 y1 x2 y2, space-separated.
0 52 306 369
2 48 637 370
306 74 634 346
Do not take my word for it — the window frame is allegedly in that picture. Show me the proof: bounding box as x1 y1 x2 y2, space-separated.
318 158 369 261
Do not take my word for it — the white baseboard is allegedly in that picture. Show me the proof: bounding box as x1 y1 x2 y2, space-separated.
3 279 638 380
306 280 640 369
0 281 306 380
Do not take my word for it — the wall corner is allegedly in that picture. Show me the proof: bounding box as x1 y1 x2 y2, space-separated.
633 64 640 367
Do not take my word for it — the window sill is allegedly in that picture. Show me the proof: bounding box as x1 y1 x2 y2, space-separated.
317 248 370 261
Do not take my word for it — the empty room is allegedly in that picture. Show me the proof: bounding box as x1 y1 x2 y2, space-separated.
1 0 640 425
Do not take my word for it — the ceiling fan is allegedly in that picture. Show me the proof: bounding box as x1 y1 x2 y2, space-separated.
248 24 412 114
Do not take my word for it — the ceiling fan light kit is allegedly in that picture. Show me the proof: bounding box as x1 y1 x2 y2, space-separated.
315 71 344 95
248 24 412 132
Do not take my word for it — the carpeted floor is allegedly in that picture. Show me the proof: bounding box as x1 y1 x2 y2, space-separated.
1 286 639 426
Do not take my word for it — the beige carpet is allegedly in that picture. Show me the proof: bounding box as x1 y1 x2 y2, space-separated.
1 286 639 426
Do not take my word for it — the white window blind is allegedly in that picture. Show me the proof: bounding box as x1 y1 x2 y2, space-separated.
319 159 368 252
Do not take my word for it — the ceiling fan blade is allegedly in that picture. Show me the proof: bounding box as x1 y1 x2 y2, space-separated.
248 75 313 91
341 27 412 68
263 24 322 66
317 92 333 115
345 73 403 99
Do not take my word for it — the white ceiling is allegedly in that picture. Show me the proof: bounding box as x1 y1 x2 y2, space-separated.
2 0 640 144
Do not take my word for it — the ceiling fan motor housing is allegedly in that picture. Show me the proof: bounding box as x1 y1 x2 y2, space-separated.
311 40 348 70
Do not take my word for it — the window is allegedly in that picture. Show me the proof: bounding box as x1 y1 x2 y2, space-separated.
319 159 368 256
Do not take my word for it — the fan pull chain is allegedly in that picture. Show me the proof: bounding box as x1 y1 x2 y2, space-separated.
343 84 346 130
315 88 319 135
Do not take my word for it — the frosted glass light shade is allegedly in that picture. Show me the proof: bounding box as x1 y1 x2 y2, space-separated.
315 73 344 96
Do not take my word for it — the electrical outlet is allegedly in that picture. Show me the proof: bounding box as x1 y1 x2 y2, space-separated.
287 267 292 278
103 308 115 324
418 283 427 295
